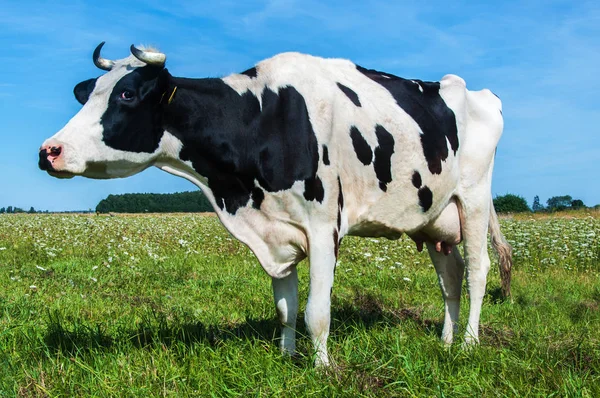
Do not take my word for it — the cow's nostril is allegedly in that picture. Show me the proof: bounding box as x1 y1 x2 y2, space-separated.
39 149 52 171
50 146 62 156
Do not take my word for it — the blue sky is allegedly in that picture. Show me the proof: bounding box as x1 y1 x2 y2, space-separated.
1 0 599 211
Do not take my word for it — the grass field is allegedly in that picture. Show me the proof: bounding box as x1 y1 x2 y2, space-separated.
0 211 599 396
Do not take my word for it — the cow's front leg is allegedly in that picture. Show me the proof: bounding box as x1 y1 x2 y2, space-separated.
271 267 298 355
305 230 337 367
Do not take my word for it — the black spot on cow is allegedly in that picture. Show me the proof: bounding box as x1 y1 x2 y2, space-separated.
322 145 330 165
251 187 264 209
74 78 98 105
373 125 394 192
336 82 361 107
356 65 458 175
337 177 344 211
304 176 324 203
335 178 344 248
333 228 340 259
163 77 320 214
412 171 422 188
350 126 372 165
418 186 433 212
241 67 257 78
101 65 169 153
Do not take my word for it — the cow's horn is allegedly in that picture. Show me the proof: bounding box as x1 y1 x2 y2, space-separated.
93 42 115 71
130 44 166 67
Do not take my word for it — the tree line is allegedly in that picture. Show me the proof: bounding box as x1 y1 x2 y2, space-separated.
493 194 595 214
95 191 213 213
1 191 214 214
0 206 39 214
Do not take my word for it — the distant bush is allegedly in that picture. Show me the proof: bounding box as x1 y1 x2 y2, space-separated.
546 195 573 212
570 199 585 210
545 195 587 212
96 191 213 213
493 194 531 213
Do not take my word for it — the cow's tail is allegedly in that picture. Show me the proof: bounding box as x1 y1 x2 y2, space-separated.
489 198 512 298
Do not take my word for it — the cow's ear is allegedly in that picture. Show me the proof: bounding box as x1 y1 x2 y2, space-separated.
139 67 171 103
74 78 98 105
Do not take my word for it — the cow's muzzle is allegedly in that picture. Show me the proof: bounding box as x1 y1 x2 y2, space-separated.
38 144 75 179
38 145 62 171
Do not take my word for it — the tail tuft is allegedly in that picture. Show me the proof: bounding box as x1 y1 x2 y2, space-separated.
489 199 512 298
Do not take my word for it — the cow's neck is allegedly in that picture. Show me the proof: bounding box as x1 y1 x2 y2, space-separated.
162 76 257 170
159 76 262 213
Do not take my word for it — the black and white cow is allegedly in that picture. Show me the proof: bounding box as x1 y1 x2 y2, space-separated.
39 43 512 366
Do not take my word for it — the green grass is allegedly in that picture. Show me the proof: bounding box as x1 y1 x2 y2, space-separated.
0 213 599 396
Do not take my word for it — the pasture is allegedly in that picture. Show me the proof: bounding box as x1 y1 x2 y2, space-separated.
0 212 598 396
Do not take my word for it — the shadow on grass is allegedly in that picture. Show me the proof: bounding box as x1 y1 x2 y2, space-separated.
44 311 281 354
42 290 445 355
487 286 511 304
331 289 443 337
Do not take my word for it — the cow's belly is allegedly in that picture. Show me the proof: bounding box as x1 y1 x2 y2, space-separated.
345 150 460 239
347 197 462 251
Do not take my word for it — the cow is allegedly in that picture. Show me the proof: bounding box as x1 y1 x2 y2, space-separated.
39 43 512 366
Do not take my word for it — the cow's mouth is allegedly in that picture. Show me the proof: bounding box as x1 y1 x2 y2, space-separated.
47 170 75 179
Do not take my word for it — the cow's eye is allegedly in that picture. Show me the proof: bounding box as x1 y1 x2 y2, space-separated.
120 90 135 101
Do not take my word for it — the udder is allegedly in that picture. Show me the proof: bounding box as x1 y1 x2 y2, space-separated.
409 198 462 255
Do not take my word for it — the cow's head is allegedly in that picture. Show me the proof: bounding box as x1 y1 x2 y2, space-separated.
39 43 172 179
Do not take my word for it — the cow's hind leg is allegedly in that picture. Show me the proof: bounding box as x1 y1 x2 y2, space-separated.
305 229 337 367
459 193 492 346
427 243 465 345
272 267 298 355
